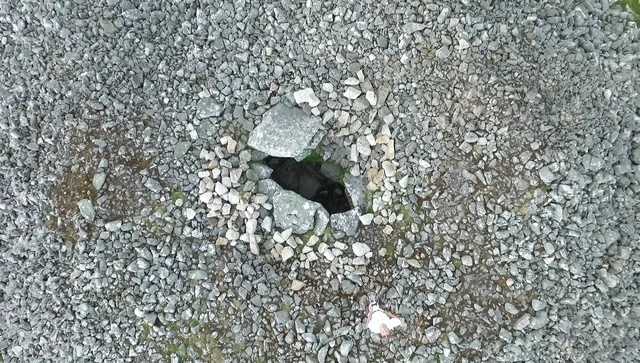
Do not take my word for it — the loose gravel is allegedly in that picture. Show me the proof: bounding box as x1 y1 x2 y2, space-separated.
1 0 639 362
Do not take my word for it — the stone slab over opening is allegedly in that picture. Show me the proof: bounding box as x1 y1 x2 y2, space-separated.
249 103 368 237
247 103 324 161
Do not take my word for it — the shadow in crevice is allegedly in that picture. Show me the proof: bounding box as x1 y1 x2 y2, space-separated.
264 156 352 214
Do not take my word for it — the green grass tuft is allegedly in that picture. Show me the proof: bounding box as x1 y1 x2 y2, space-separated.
302 152 324 164
171 188 187 208
613 0 640 25
338 167 347 183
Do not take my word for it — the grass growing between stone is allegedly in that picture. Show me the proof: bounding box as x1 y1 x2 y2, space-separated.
613 0 640 25
48 115 157 243
301 151 324 164
170 187 187 208
141 321 227 362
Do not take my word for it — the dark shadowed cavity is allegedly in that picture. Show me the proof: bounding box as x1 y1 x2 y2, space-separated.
264 156 352 214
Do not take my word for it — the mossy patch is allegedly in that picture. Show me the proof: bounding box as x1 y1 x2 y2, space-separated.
279 300 292 313
171 188 187 208
397 205 413 229
302 152 324 164
338 166 347 183
383 243 396 256
48 111 157 243
613 0 640 25
141 320 226 362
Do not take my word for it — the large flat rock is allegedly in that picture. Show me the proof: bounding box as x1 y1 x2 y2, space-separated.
248 104 323 161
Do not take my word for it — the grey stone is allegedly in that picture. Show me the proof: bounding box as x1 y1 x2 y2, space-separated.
313 207 330 236
196 98 223 118
341 279 356 294
248 103 324 161
402 22 426 33
339 340 353 356
529 313 548 329
330 209 360 236
301 332 317 343
320 162 341 182
272 190 323 234
92 172 106 191
257 179 282 197
505 303 519 315
531 299 546 311
250 163 273 180
144 178 162 193
425 326 441 343
352 96 369 112
187 270 208 280
436 46 451 59
539 166 556 184
499 328 513 343
274 310 291 324
343 173 367 211
77 199 95 221
318 345 328 363
448 331 460 345
174 141 191 159
513 314 531 330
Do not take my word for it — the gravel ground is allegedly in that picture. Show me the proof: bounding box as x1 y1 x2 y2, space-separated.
1 0 640 362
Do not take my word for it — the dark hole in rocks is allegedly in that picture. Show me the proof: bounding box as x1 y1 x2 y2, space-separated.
264 156 352 215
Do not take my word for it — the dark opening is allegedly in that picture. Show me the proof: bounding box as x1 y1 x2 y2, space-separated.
264 156 352 214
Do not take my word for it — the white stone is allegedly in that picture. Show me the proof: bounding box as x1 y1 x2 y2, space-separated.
539 165 556 184
185 208 196 220
291 279 305 291
104 220 122 232
461 255 473 266
359 214 373 225
382 161 396 177
532 299 546 311
261 216 272 232
352 242 371 257
399 175 409 188
344 87 362 100
366 91 377 106
323 248 335 261
230 169 242 183
281 246 295 262
343 77 360 85
322 83 334 92
249 238 259 255
225 229 240 241
307 235 319 247
214 182 229 196
246 218 258 234
226 137 237 153
227 189 240 204
293 88 321 107
199 191 213 203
